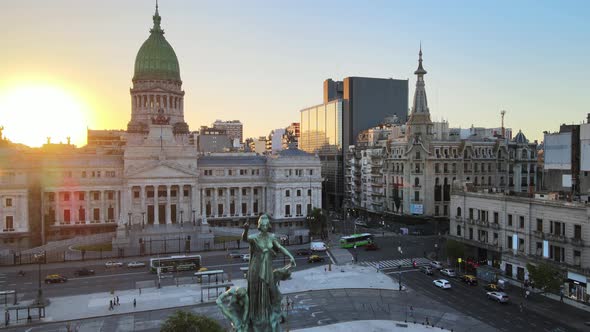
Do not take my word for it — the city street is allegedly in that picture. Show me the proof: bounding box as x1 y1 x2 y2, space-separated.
2 248 329 302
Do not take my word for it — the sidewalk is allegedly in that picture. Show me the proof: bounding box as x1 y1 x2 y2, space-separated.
501 277 590 330
295 320 449 332
0 264 401 328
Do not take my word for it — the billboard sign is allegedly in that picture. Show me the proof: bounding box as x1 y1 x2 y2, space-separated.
410 204 423 215
544 132 571 170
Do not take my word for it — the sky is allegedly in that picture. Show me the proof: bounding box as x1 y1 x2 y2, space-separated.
0 0 589 147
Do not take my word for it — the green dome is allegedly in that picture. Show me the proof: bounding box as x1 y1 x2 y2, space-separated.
133 7 180 82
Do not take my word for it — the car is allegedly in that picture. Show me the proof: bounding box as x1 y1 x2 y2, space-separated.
227 251 242 259
487 291 510 303
307 255 325 263
440 268 457 278
365 243 379 251
430 261 443 269
484 283 500 292
433 279 451 289
295 248 312 256
460 274 478 285
242 254 250 262
105 261 123 268
419 266 434 275
73 268 95 276
127 261 146 268
310 241 327 252
45 274 68 284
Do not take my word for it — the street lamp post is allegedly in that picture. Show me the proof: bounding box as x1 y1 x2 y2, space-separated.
180 210 184 227
141 212 145 229
34 251 46 306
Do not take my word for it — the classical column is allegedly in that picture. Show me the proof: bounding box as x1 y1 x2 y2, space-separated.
85 191 90 223
213 187 218 217
140 185 146 219
166 185 171 224
191 185 198 220
154 187 159 225
225 187 230 217
237 187 243 217
249 187 254 216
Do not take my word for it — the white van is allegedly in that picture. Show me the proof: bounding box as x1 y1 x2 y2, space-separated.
310 241 327 252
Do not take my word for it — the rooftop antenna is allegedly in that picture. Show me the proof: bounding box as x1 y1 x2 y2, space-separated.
501 110 506 138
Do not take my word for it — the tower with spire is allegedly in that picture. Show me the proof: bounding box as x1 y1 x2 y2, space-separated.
406 46 433 142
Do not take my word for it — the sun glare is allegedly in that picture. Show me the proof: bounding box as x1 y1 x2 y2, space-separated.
0 84 90 147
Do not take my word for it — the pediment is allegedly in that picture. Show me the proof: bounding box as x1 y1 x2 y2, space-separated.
126 161 197 179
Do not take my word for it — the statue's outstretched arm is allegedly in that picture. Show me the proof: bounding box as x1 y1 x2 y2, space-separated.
274 240 296 267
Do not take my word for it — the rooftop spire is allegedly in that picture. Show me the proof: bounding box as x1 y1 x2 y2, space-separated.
407 45 432 129
151 0 163 34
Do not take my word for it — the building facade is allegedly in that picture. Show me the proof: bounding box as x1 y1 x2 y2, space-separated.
0 5 321 251
212 120 243 144
343 48 538 218
449 190 590 303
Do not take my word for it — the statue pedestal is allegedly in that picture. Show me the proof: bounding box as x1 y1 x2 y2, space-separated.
112 224 130 247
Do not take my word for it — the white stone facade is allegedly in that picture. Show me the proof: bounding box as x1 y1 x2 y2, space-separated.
450 190 590 302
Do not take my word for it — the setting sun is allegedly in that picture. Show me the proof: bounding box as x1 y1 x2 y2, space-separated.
0 83 90 147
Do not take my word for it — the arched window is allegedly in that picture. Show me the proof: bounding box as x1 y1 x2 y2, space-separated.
457 225 462 236
457 207 462 217
435 178 440 186
415 177 420 186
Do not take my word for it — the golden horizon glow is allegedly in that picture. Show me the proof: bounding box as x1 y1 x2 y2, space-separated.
0 82 92 148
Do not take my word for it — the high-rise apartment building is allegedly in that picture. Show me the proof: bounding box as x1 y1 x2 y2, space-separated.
300 77 408 210
212 120 243 143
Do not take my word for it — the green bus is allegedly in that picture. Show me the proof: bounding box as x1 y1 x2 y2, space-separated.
149 254 201 273
339 233 374 248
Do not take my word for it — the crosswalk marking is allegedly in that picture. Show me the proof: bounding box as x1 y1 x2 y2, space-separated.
360 257 431 269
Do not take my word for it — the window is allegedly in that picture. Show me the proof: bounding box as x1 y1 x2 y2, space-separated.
64 193 70 201
518 238 525 250
49 193 55 202
519 216 525 229
285 205 291 216
218 204 224 216
469 208 474 220
297 190 301 197
64 209 71 223
435 206 439 216
415 151 421 159
108 207 114 221
79 208 85 222
507 236 513 249
147 189 154 198
574 225 582 239
204 170 213 176
242 188 247 196
414 191 420 201
456 207 462 217
240 169 246 175
242 203 247 214
253 201 258 213
494 212 499 224
230 189 235 196
171 190 177 198
93 192 100 200
414 177 420 186
296 204 302 216
456 225 462 236
93 208 100 221
5 216 14 230
536 219 543 232
5 198 12 207
134 191 140 199
307 204 312 214
183 188 189 197
309 169 313 176
469 228 473 240
308 189 312 196
206 189 211 197
218 189 223 197
253 188 258 195
508 214 513 226
228 169 233 176
286 190 290 197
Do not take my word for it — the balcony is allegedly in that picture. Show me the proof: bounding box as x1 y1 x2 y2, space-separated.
490 222 500 229
467 218 476 225
532 230 544 239
411 169 423 175
476 220 489 227
570 237 584 247
546 233 567 244
2 228 15 232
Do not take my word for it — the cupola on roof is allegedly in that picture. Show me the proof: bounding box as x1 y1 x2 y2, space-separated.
133 4 181 82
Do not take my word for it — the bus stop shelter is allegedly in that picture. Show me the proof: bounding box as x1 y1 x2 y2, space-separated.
4 304 45 326
200 283 233 303
0 291 17 306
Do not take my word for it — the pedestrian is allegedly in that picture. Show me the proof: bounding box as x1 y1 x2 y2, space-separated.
109 300 113 310
116 296 120 305
133 298 136 308
139 287 142 295
27 315 32 323
560 290 564 303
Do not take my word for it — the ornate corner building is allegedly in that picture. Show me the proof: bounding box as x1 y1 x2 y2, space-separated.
0 5 322 251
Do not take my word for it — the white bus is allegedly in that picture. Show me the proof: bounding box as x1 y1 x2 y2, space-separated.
149 254 201 273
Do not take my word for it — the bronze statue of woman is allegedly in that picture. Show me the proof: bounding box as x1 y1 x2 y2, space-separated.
242 214 295 332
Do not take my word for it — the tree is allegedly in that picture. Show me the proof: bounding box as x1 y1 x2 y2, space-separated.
445 239 465 260
308 208 327 238
160 310 224 332
526 263 562 294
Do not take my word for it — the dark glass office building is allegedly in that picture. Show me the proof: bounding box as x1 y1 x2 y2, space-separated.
300 77 408 210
